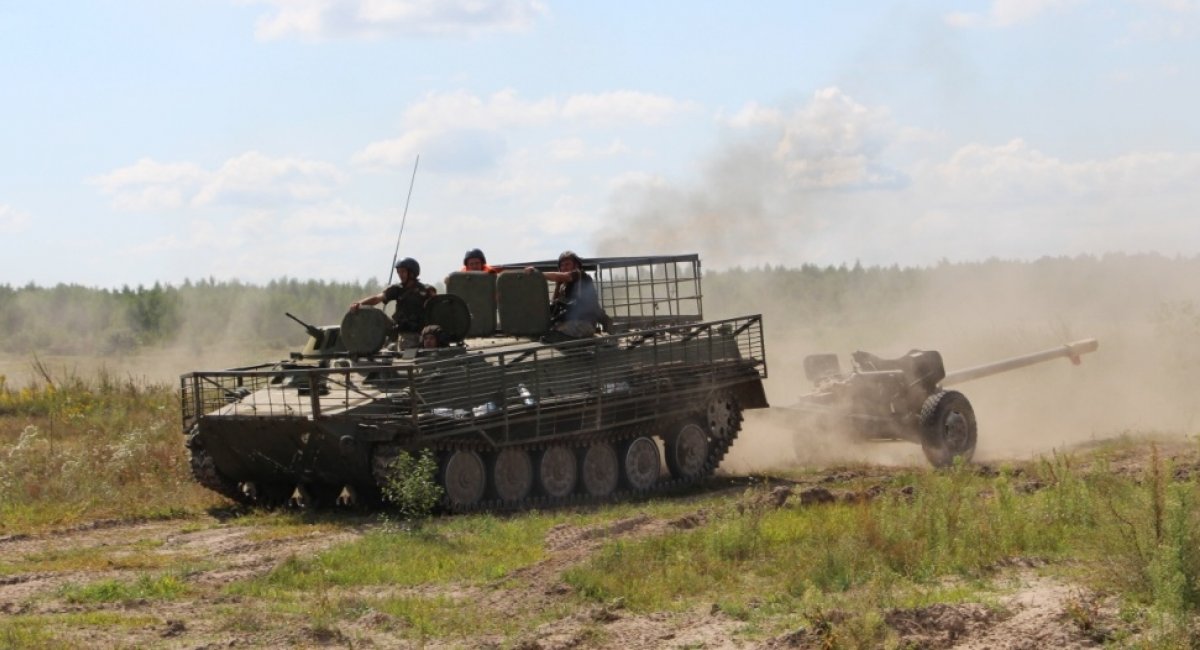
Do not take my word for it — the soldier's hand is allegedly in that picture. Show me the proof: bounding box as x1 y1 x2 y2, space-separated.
349 301 361 312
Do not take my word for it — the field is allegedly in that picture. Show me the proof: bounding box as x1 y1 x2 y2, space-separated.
2 367 1200 649
3 257 1200 648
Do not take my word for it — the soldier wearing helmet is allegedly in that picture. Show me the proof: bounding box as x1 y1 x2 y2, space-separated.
525 250 610 341
349 257 436 350
460 248 499 273
420 324 447 349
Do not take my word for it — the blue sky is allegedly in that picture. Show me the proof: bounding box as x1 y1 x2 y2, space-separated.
2 0 1198 288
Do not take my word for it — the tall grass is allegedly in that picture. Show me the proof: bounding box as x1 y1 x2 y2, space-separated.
564 445 1200 645
0 366 219 533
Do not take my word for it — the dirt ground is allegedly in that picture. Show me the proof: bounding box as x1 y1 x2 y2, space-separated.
4 438 1178 649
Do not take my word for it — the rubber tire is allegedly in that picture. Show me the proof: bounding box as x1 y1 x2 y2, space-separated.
919 390 977 467
537 446 578 498
580 442 619 497
442 450 487 507
665 419 710 480
621 437 661 491
490 448 534 503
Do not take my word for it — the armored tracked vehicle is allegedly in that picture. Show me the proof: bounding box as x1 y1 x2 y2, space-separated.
180 254 768 511
787 339 1099 466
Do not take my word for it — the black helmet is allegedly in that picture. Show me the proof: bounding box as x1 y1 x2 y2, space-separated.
557 250 583 267
395 257 420 277
463 248 487 265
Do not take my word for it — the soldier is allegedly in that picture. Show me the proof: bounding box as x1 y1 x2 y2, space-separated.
525 250 610 342
460 248 500 273
349 257 436 350
420 324 448 349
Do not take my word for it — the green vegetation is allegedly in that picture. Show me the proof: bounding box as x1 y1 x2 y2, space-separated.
59 573 190 604
0 366 219 533
558 446 1200 645
0 277 375 356
2 255 1200 645
379 449 444 520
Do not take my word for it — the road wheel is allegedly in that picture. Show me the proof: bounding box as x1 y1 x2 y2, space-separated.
442 450 487 507
621 437 661 491
490 448 534 503
707 390 742 440
580 442 619 497
919 390 977 467
665 420 710 480
537 446 578 498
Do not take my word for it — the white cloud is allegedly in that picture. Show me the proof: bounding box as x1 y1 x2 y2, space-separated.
945 0 1085 28
89 159 206 211
354 89 693 170
0 204 31 234
561 91 692 125
594 88 1200 268
92 152 345 211
192 151 346 207
721 87 906 191
548 137 631 161
243 0 547 41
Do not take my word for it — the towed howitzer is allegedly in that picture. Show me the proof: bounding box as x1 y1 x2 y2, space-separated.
788 338 1099 467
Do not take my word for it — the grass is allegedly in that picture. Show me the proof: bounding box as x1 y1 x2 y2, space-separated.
559 444 1200 645
0 611 159 650
0 367 222 533
59 573 190 604
5 367 1200 645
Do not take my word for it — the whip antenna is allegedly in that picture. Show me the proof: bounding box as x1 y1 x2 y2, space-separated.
388 154 420 284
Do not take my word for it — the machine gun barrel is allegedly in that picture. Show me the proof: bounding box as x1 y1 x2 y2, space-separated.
941 338 1098 387
285 312 325 343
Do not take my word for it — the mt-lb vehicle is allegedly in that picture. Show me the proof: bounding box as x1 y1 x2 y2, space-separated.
180 254 768 511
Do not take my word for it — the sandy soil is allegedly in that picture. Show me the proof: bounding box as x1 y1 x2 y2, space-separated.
2 438 1170 649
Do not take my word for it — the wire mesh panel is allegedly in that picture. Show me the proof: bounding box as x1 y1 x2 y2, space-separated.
182 313 766 448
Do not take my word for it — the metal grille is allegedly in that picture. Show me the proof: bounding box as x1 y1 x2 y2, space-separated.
181 314 765 446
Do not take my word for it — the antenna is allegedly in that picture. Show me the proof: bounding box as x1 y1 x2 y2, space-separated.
387 154 420 284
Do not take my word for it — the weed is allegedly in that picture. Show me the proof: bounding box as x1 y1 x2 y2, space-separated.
59 573 188 604
379 449 443 520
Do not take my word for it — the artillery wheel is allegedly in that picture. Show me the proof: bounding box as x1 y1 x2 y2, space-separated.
442 450 487 507
919 390 977 467
621 437 661 491
580 442 619 497
666 420 710 480
706 390 742 440
537 446 578 498
490 448 534 503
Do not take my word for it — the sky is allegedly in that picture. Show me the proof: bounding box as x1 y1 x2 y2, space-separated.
2 0 1199 289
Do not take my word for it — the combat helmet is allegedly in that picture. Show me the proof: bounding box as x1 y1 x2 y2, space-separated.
557 250 583 268
463 248 487 265
395 257 421 278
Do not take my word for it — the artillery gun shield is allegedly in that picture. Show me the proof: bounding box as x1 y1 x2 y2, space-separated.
340 308 392 356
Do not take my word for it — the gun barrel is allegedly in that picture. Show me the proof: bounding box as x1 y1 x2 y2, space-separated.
285 312 324 339
941 338 1098 387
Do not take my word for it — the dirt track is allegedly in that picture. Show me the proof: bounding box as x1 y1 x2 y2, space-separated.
1 447 1158 649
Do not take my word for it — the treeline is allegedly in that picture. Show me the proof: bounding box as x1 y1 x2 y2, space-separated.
0 278 377 355
2 252 1199 357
